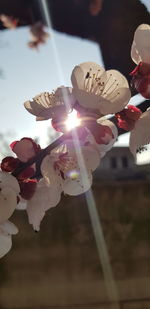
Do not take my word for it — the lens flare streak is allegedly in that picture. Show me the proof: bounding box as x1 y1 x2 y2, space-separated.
40 1 120 306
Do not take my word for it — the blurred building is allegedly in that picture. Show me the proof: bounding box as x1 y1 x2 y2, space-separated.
94 146 150 181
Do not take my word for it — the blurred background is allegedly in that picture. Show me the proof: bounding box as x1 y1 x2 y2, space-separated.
0 1 150 308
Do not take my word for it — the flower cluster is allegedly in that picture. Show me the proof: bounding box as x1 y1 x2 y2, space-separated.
0 23 150 258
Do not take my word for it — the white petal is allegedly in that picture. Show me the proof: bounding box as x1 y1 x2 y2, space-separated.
63 170 92 196
96 118 118 153
0 187 18 224
82 146 100 171
36 116 47 121
105 70 129 90
24 97 49 117
27 179 61 231
131 24 150 64
129 108 150 157
41 155 63 189
0 172 20 195
0 220 18 235
73 145 100 172
24 94 55 119
131 41 141 65
16 199 27 210
60 138 100 172
100 70 131 112
99 150 106 158
35 92 50 107
71 62 105 90
24 87 75 120
99 88 131 115
24 101 54 120
72 88 101 110
0 234 12 258
71 65 85 89
55 86 76 111
39 179 61 211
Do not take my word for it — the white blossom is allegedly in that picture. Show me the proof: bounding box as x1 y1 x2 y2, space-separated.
71 62 131 115
41 141 100 197
24 86 76 121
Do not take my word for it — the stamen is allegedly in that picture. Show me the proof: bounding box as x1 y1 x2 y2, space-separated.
84 68 92 91
90 73 96 92
108 91 120 101
95 69 101 79
102 75 119 98
96 81 105 95
104 79 117 93
103 73 112 87
84 68 106 95
105 84 119 99
85 72 90 79
86 76 91 91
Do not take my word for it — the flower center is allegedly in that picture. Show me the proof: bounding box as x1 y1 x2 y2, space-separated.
35 91 65 109
84 69 120 100
102 75 119 98
84 68 105 94
54 154 79 180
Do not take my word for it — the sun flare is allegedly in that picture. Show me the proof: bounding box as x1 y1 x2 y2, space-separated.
65 110 81 130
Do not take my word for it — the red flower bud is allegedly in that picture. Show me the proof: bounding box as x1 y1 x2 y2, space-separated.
130 62 150 99
19 179 37 200
133 75 150 99
115 105 142 131
1 156 20 172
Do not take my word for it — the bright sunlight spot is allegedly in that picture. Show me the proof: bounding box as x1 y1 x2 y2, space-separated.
65 110 81 130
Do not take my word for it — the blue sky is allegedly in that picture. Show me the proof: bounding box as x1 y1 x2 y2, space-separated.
0 0 149 164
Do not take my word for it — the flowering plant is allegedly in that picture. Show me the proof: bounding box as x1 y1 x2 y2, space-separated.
0 23 150 258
